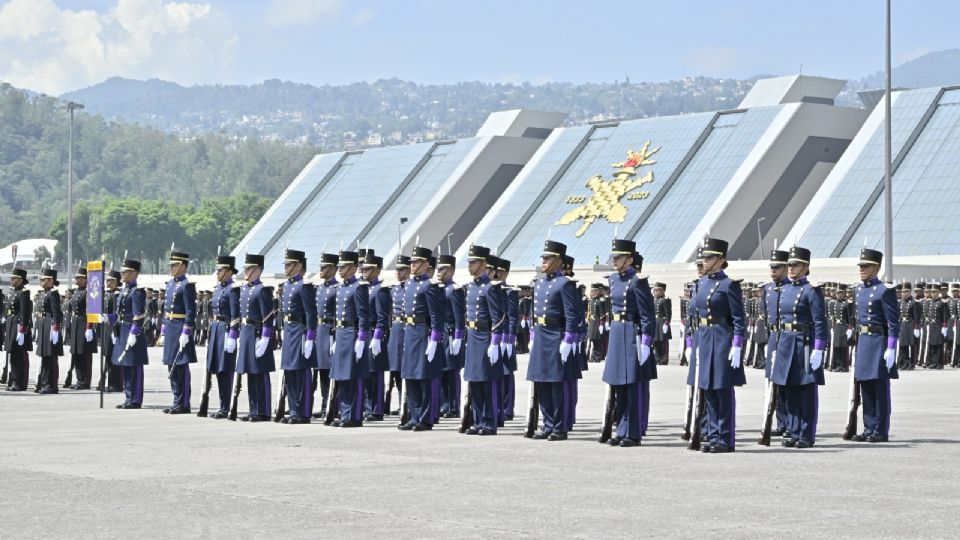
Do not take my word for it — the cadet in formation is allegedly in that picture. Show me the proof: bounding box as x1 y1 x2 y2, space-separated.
399 247 443 431
436 254 464 419
527 240 579 441
763 249 789 436
312 252 339 417
331 250 367 427
600 239 654 447
5 268 33 391
689 238 745 453
113 259 149 409
461 246 505 436
493 256 517 423
99 270 123 392
770 246 827 448
36 268 63 394
66 267 96 390
205 255 240 419
236 253 275 422
385 255 410 415
278 249 317 424
162 251 197 414
361 251 390 421
851 248 898 443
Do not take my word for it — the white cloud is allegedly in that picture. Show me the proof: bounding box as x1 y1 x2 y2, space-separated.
266 0 341 28
0 0 236 95
351 7 375 27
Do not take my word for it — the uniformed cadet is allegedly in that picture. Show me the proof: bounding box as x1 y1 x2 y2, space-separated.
493 257 518 422
4 268 33 391
112 259 149 408
311 252 339 418
829 284 854 372
653 282 672 366
397 246 444 431
561 254 586 433
161 251 197 414
361 252 391 421
527 240 579 441
145 289 158 346
459 245 505 436
941 283 953 365
769 246 827 448
750 285 769 370
923 283 947 370
205 255 241 419
586 283 609 363
278 249 317 424
761 249 789 436
65 267 96 390
851 248 898 443
690 238 745 453
235 254 276 422
517 286 532 354
385 255 410 415
601 239 655 447
436 253 465 419
950 284 960 367
99 270 123 392
897 283 919 370
330 250 369 427
35 268 63 394
679 283 692 366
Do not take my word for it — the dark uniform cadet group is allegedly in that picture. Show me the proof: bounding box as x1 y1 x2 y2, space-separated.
0 234 930 451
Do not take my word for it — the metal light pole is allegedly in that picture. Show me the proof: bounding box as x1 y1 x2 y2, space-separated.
66 101 84 278
883 0 894 279
756 217 766 259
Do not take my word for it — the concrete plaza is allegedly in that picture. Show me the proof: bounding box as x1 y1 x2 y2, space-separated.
0 347 956 538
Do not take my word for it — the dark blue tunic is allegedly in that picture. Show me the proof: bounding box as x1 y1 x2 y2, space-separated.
771 277 828 386
206 279 240 373
691 271 746 390
601 268 655 385
502 285 519 373
387 282 406 371
111 282 148 366
314 278 338 370
280 276 317 371
235 280 275 374
400 275 445 380
854 277 899 382
525 272 579 383
367 280 392 372
762 279 787 380
463 275 506 382
162 275 197 366
441 281 465 371
332 276 369 380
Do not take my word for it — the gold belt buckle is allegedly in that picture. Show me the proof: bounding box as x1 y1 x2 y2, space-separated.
535 316 546 325
405 316 416 325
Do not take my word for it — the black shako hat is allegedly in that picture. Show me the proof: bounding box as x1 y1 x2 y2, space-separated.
542 240 566 257
411 246 433 261
338 250 359 266
243 254 265 268
468 245 490 261
284 249 306 265
768 249 789 266
319 253 339 267
215 255 237 273
700 237 728 258
788 246 811 264
436 254 456 268
859 248 882 266
611 238 635 255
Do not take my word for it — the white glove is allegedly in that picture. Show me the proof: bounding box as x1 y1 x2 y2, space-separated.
354 339 365 359
505 342 514 357
520 319 527 328
884 348 896 370
810 349 824 370
449 337 462 355
685 346 693 359
662 323 669 334
51 330 60 344
225 337 237 353
255 337 269 357
942 327 948 338
559 341 572 363
729 346 742 369
599 324 605 335
126 333 137 349
111 334 117 346
329 336 335 355
638 343 651 365
85 329 94 342
487 343 500 365
178 332 189 349
371 338 381 356
846 328 853 340
529 331 535 349
913 329 920 338
499 340 508 354
303 338 314 358
16 332 24 346
426 339 437 362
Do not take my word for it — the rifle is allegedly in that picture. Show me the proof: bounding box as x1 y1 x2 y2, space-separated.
323 379 339 425
687 344 704 451
1 349 8 385
34 364 44 393
919 319 929 368
842 344 860 439
458 382 472 433
63 356 74 388
523 381 538 438
310 368 319 417
598 384 615 443
400 380 410 427
196 368 213 417
680 383 694 441
228 373 242 421
384 373 394 414
273 371 287 422
759 348 780 445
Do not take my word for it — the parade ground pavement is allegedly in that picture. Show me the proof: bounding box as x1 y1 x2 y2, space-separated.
0 347 957 538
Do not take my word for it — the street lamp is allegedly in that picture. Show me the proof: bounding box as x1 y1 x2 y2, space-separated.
756 217 766 259
883 0 894 279
65 100 84 279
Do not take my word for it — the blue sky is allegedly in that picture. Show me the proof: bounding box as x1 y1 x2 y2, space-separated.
3 0 957 94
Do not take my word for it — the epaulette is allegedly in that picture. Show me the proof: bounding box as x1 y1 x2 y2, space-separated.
357 280 369 286
734 278 744 284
